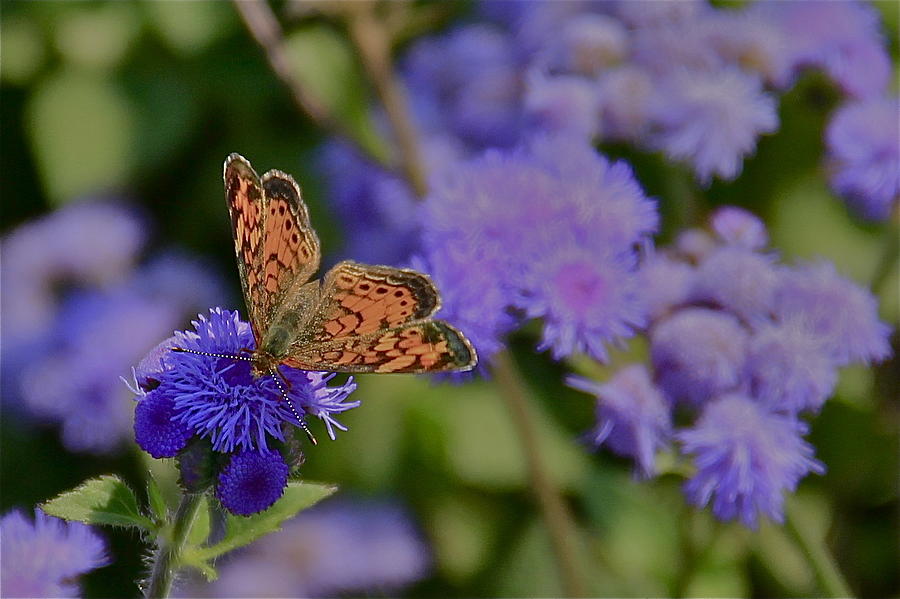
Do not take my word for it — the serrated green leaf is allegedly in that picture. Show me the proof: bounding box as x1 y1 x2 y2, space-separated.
146 475 168 525
193 481 336 560
41 475 155 530
283 24 390 163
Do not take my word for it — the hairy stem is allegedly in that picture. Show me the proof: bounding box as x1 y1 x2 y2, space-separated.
145 493 203 599
783 499 854 598
492 351 588 597
345 0 429 198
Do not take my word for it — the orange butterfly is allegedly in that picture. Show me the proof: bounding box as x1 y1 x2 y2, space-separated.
175 154 476 443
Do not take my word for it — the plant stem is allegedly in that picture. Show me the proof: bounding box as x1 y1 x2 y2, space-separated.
492 350 588 597
345 0 429 198
232 0 382 164
145 493 203 599
869 207 899 293
783 499 853 598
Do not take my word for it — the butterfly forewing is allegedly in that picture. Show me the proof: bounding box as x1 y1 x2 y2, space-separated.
283 320 477 374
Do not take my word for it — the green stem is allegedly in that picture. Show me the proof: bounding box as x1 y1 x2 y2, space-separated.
145 493 203 599
783 499 853 598
492 351 588 597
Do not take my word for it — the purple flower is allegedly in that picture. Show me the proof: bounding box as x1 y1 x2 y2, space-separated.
192 499 430 597
131 308 359 514
133 308 359 455
420 135 656 364
568 365 671 477
0 509 107 598
650 67 778 183
825 96 900 221
774 262 891 366
597 66 655 142
637 254 695 323
216 450 290 516
690 246 778 326
678 394 825 528
772 0 891 99
709 206 768 250
523 71 600 140
651 308 748 406
706 6 794 89
542 13 628 77
517 240 644 361
745 323 837 414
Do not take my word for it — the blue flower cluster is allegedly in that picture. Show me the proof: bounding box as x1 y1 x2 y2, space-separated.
568 207 891 527
0 202 225 453
130 308 359 515
0 508 107 597
187 499 430 597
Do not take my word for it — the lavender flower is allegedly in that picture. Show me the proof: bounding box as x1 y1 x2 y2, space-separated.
0 509 107 597
597 66 655 142
690 246 778 326
637 254 695 323
651 308 748 406
745 322 837 414
678 394 824 528
420 135 656 364
773 261 891 366
771 0 891 100
190 499 430 597
523 71 600 140
568 365 671 477
131 308 359 514
709 206 768 250
650 67 778 183
825 96 900 221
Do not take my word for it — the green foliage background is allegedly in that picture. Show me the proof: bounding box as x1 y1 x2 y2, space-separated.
1 2 897 597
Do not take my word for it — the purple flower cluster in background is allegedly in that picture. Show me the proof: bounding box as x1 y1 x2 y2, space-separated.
569 207 891 527
186 499 430 597
419 134 656 368
0 202 226 454
322 0 896 272
130 308 359 515
0 508 107 597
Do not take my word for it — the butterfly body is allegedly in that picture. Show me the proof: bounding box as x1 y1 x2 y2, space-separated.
222 153 477 376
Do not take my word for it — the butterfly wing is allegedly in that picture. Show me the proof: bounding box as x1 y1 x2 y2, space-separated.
284 320 477 374
224 153 321 341
280 261 476 373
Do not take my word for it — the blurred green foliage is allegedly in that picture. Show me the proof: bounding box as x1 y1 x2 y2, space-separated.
1 2 897 598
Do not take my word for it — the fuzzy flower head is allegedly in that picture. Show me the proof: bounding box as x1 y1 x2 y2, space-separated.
825 97 900 221
709 206 768 250
132 308 359 514
650 67 778 183
421 135 656 364
0 509 108 597
568 365 671 477
773 262 891 366
678 394 825 528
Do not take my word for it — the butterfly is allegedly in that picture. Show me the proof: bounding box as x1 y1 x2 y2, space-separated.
174 153 476 444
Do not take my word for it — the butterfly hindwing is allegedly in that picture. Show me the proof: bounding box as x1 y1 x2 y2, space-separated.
305 261 442 343
283 320 477 373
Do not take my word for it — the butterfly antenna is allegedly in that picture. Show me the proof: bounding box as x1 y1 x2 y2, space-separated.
269 368 318 446
170 347 254 361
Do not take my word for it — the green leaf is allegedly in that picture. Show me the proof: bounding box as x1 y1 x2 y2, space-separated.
41 475 156 530
192 481 336 561
146 475 168 525
283 24 390 163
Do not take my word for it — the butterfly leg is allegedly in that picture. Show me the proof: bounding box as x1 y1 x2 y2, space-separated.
170 347 254 362
269 368 318 446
